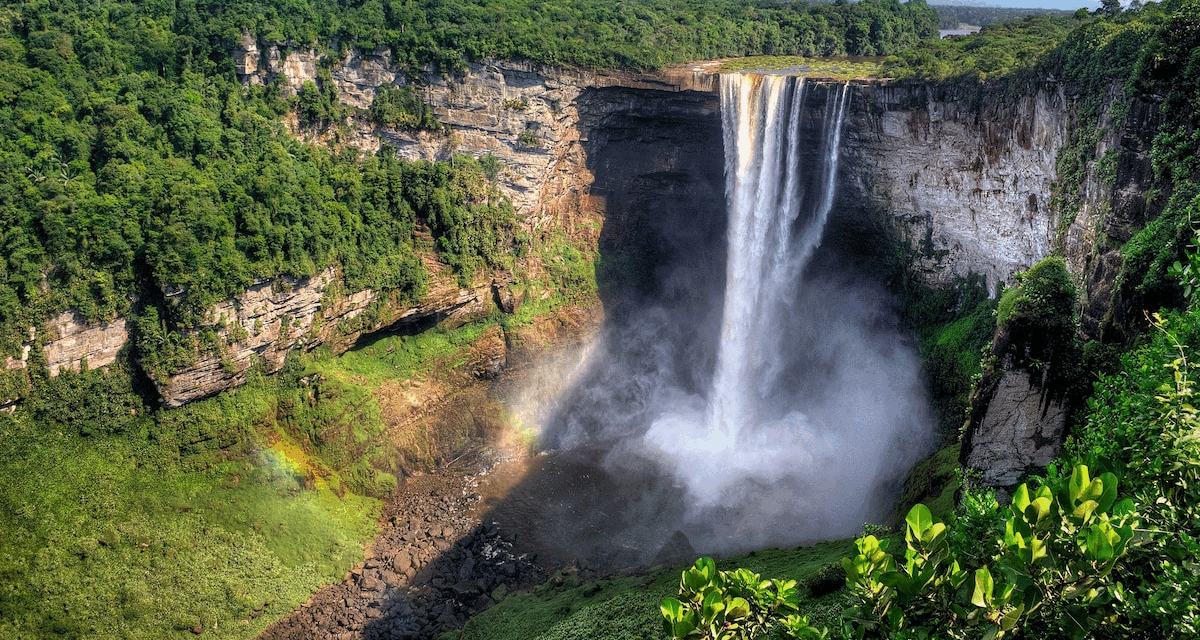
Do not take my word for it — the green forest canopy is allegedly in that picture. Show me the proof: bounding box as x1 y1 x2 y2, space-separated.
0 0 940 371
184 0 938 70
2 0 1200 638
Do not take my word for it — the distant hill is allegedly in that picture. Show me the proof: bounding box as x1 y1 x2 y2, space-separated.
932 4 1077 29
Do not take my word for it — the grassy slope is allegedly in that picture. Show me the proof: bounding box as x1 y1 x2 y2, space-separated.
717 56 885 80
449 541 856 640
0 387 379 639
0 275 591 639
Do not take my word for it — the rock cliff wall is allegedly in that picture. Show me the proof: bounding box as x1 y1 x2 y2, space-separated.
836 82 1071 295
233 37 718 221
962 366 1068 488
0 48 725 408
6 42 1151 410
1063 86 1164 343
156 261 494 408
147 47 727 407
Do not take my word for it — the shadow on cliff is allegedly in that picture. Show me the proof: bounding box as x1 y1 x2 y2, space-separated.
250 86 732 640
344 82 930 640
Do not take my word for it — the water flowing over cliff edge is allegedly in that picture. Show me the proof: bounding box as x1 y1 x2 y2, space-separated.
479 73 934 566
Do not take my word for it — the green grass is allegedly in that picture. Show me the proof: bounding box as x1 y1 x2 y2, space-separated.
454 572 674 640
895 443 962 522
449 540 855 640
328 317 500 387
718 56 884 79
934 314 991 378
0 412 379 639
0 254 598 639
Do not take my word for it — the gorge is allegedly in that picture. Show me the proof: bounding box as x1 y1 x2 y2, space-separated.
3 52 1084 410
251 57 1112 637
4 8 1189 639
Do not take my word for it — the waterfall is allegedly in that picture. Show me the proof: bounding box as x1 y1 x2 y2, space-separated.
707 74 850 441
638 73 859 514
542 70 931 557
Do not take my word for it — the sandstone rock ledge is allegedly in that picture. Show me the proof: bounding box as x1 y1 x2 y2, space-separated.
156 262 495 408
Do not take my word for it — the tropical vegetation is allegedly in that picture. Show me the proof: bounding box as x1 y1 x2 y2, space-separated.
655 1 1200 637
1 0 1199 638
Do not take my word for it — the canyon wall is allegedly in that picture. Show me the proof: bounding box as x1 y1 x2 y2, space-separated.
5 41 1150 411
0 47 726 408
837 81 1071 295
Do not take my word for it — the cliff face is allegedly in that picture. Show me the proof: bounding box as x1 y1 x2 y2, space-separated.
156 262 494 408
1063 86 1164 343
836 82 1071 294
6 43 1152 410
234 38 718 222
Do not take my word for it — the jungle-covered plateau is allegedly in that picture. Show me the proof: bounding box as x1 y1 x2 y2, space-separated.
0 0 1199 638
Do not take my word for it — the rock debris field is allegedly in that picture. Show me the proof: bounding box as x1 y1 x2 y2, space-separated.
256 450 546 640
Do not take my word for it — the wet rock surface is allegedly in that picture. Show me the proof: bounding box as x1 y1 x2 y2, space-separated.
256 453 546 640
961 367 1067 488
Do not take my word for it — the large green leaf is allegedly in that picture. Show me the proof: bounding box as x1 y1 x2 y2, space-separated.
1097 472 1119 512
660 598 697 639
905 503 934 544
660 597 686 621
999 602 1026 632
1028 535 1048 564
726 597 751 621
1083 522 1117 562
1113 497 1136 518
1011 483 1032 514
1070 499 1100 525
879 570 915 598
1068 465 1091 503
700 589 725 626
683 557 716 592
1025 495 1054 526
1004 518 1028 550
971 566 995 608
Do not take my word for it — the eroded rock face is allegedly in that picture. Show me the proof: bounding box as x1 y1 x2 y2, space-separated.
138 52 723 408
15 47 1155 410
0 313 124 395
837 82 1071 294
156 264 494 408
235 41 718 221
43 312 128 376
961 366 1068 487
1063 86 1164 343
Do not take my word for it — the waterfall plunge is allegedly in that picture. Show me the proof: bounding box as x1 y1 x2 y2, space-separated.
527 73 933 559
642 74 855 511
708 74 849 442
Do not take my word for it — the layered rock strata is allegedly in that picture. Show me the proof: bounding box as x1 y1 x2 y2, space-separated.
159 262 494 408
5 44 1153 411
837 81 1071 294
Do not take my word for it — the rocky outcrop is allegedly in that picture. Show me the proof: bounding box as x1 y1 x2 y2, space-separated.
43 312 128 376
959 257 1081 490
838 82 1071 294
141 49 725 407
234 40 717 221
157 262 493 408
961 366 1068 487
1062 85 1164 343
1 313 124 408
